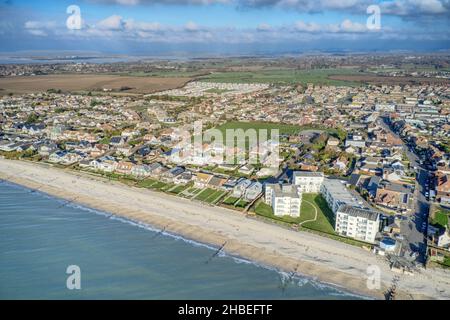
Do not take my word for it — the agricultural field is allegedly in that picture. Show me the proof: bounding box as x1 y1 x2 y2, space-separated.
198 68 362 86
328 74 450 86
0 74 191 95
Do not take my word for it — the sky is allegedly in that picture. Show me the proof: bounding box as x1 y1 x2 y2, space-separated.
0 0 449 56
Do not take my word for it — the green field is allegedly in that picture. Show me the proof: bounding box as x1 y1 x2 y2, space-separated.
204 88 233 94
198 68 361 86
215 121 346 141
115 70 204 78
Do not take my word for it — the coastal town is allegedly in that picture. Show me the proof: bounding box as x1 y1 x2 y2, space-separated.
1 55 450 299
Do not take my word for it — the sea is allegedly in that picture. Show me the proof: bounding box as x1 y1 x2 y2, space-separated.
0 181 365 300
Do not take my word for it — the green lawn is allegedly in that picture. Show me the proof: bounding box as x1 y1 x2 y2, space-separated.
195 188 217 201
204 190 227 203
443 257 450 268
204 88 232 94
222 196 240 205
214 121 346 142
151 181 168 189
253 194 335 233
169 184 190 194
254 201 301 224
235 199 249 208
198 68 361 86
431 210 449 228
137 179 158 188
300 193 335 233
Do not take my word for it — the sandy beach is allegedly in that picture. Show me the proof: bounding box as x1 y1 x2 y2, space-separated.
1 158 449 300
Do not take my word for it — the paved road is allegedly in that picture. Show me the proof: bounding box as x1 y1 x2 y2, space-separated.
378 117 430 264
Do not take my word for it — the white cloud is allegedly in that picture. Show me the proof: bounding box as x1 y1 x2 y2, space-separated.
257 23 271 31
24 20 57 36
96 15 125 30
295 19 367 33
185 21 200 32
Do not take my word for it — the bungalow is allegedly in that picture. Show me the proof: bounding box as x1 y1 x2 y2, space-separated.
173 171 193 185
436 173 450 199
93 156 118 172
162 166 185 182
333 157 349 172
110 136 127 146
48 151 67 163
194 172 213 188
375 182 412 212
115 161 135 175
116 145 133 157
38 143 58 156
391 160 406 172
232 179 252 198
238 164 255 176
131 164 151 178
244 182 263 201
22 123 45 135
148 162 165 177
207 176 228 190
90 144 109 158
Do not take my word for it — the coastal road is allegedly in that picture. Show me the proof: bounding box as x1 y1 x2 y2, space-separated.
378 117 430 264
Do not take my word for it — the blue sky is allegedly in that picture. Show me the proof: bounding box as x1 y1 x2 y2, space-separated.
1 0 449 55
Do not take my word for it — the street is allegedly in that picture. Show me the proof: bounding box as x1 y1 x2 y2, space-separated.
378 117 431 264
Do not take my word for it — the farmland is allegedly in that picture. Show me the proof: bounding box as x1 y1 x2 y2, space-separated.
198 68 362 86
0 74 191 95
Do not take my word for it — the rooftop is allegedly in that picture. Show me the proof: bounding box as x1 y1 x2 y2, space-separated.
337 205 380 221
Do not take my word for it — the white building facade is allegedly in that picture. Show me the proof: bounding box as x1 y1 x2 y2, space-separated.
335 205 380 243
320 179 360 213
265 184 302 217
293 171 324 193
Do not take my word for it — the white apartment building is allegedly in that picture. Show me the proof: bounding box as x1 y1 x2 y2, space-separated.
293 171 324 193
335 205 381 243
320 178 360 213
265 184 302 217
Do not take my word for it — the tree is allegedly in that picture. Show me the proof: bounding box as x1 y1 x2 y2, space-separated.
25 113 38 124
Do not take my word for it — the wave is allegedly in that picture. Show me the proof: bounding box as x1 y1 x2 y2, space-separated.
1 181 373 299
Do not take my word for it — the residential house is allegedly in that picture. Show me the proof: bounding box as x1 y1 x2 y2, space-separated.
194 172 214 188
244 182 263 201
232 179 252 198
115 161 135 175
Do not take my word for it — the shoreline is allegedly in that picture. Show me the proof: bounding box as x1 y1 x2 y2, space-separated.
1 159 449 300
2 179 372 300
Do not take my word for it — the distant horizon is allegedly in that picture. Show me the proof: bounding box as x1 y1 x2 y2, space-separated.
0 1 448 55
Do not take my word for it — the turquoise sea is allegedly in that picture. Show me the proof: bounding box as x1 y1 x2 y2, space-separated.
0 181 363 299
